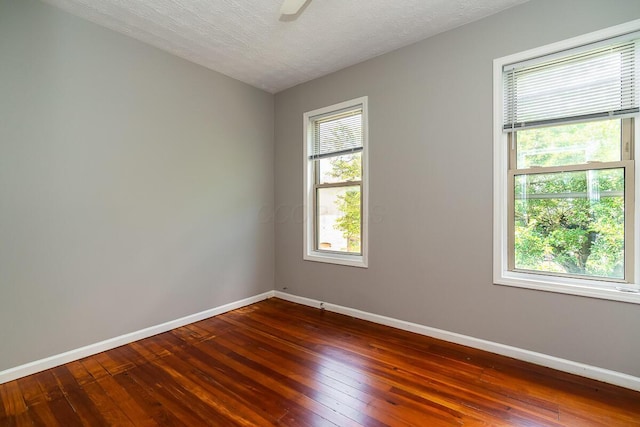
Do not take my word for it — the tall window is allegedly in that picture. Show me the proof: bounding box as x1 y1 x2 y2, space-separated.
494 23 640 302
303 97 368 268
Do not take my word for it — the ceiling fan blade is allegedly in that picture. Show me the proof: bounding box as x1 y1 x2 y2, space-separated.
280 0 307 15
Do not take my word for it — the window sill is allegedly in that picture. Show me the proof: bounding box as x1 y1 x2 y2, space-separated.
494 272 640 304
304 251 368 268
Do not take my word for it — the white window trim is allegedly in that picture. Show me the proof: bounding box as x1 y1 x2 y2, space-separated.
493 19 640 304
303 97 369 268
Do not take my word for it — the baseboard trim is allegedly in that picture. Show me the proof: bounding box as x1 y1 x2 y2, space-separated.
4 289 638 392
274 291 640 392
0 291 275 385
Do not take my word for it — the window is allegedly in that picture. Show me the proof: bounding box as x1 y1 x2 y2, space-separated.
303 97 368 267
494 22 640 302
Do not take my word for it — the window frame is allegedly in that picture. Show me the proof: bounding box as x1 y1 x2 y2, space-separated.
493 20 640 303
303 97 369 268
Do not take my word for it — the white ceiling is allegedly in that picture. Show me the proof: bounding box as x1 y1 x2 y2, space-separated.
42 0 528 93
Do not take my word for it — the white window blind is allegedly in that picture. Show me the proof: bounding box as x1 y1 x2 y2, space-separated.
503 34 640 131
309 107 363 160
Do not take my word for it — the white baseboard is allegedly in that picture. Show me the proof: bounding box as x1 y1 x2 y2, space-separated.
3 289 638 392
274 291 640 392
0 291 275 385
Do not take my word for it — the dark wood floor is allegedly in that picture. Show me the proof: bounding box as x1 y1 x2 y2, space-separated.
1 298 639 426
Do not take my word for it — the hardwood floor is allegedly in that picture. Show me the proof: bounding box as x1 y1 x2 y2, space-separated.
1 298 639 426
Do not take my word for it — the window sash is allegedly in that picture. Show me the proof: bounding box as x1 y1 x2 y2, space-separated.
507 118 634 283
313 184 363 255
507 155 634 283
313 158 363 255
503 34 640 132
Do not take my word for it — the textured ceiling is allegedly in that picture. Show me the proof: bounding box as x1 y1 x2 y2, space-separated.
41 0 528 93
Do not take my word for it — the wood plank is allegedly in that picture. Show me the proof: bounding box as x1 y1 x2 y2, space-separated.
112 369 186 427
66 360 136 426
16 375 59 427
140 350 278 426
2 298 639 426
123 362 236 426
143 334 328 427
0 381 28 417
15 375 48 408
163 332 364 426
31 371 84 427
220 304 561 425
80 358 158 427
209 328 471 426
50 364 109 426
25 402 60 427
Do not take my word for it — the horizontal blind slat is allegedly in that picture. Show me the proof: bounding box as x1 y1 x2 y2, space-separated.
503 36 639 131
310 108 363 159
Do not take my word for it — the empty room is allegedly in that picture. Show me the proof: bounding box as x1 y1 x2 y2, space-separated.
1 0 640 425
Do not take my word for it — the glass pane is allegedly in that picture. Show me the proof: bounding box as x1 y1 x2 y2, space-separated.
514 168 624 280
516 119 621 169
317 186 361 254
317 152 362 184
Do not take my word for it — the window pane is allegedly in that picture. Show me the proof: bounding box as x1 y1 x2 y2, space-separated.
516 119 621 169
317 186 361 254
514 168 624 279
317 152 362 184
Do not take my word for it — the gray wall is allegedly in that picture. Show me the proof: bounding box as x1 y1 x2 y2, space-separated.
275 0 640 377
0 0 274 371
3 0 639 380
